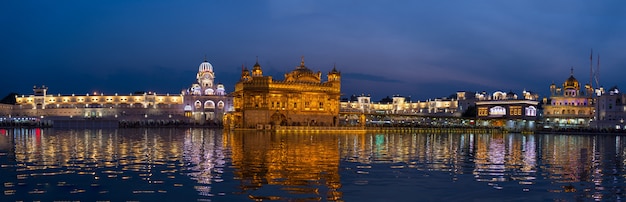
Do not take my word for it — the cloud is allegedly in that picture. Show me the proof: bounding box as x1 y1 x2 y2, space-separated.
343 72 403 84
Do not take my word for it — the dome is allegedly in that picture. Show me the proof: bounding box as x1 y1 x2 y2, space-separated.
564 75 579 88
506 91 517 99
199 61 213 72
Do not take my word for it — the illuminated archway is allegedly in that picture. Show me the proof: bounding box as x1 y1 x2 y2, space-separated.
204 100 215 109
525 106 536 116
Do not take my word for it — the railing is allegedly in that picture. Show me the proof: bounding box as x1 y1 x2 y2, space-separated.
274 126 366 131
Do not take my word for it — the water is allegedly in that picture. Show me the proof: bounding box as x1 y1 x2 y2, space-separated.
0 128 625 201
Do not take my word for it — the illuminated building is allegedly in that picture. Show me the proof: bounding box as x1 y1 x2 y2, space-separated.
10 60 233 124
0 103 12 117
543 68 595 128
475 90 539 130
182 59 233 125
340 93 462 116
228 57 341 129
594 86 626 129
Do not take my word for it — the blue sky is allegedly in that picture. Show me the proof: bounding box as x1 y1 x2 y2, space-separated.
1 0 625 100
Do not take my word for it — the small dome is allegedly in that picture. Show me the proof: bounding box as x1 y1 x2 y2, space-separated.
506 91 517 99
199 61 213 72
564 75 579 88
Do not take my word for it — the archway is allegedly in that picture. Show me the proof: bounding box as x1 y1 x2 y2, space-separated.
270 111 287 126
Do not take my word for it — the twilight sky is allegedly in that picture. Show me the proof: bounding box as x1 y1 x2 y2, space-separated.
2 0 626 101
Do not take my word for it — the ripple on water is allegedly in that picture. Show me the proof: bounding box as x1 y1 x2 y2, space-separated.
1 129 625 201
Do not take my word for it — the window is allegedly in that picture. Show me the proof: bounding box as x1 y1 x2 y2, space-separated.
204 101 215 109
478 107 488 116
510 106 522 116
525 106 537 116
490 106 506 116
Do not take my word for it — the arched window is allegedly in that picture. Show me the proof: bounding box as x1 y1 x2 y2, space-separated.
184 105 193 111
217 101 224 109
194 101 202 109
525 106 536 116
204 89 214 95
204 100 215 109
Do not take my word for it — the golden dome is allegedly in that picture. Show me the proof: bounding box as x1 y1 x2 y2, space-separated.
564 75 579 88
563 67 579 89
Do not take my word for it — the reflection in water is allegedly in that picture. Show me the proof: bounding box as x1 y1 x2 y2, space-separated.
0 129 625 201
228 131 342 201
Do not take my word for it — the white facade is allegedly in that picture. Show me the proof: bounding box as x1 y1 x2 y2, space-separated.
595 86 626 129
8 59 234 126
182 60 232 124
340 94 461 116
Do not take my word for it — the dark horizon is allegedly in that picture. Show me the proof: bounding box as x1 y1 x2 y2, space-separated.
2 1 625 101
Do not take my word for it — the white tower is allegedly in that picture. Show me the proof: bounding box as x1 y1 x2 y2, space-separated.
197 59 215 90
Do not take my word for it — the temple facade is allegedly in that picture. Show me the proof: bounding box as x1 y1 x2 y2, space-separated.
227 57 341 129
182 59 233 125
475 90 539 130
542 68 595 128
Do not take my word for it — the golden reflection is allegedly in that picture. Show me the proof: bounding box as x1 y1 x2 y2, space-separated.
228 131 343 201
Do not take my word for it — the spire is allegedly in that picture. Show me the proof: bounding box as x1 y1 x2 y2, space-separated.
253 56 261 68
597 54 600 88
330 63 339 74
299 56 305 69
589 48 593 87
204 54 207 62
570 66 574 76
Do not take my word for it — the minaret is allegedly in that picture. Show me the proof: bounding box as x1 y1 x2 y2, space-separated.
327 63 341 91
327 63 341 82
252 56 263 77
596 54 600 89
240 64 251 81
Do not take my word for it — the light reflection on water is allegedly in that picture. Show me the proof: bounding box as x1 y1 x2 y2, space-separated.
0 129 625 201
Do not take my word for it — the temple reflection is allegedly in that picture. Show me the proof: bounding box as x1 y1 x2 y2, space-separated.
227 131 342 201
